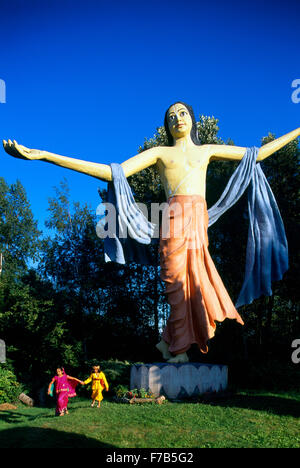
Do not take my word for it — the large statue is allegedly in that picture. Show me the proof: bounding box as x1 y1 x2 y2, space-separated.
3 102 299 363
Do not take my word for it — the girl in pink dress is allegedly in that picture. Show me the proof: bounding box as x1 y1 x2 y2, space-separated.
48 367 83 416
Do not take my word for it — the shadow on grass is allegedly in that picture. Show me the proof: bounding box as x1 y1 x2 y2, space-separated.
200 393 300 418
0 426 115 448
0 410 54 425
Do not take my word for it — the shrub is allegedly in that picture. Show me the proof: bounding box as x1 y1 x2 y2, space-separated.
114 384 129 398
0 365 21 404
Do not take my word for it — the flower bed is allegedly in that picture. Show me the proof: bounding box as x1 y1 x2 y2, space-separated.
114 386 167 405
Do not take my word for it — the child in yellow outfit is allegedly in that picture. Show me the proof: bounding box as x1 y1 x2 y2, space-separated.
83 365 109 408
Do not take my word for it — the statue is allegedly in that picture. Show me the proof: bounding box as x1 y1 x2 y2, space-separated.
3 102 299 363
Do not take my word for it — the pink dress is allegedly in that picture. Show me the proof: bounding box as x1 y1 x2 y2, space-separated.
53 374 78 415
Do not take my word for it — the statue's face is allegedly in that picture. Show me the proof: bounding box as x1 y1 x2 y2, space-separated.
167 103 193 140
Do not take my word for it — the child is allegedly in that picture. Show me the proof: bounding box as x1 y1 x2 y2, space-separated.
48 367 83 416
83 365 109 408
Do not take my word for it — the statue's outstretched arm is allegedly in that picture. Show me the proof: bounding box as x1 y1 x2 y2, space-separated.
2 140 159 181
120 147 159 177
207 127 300 162
256 127 300 161
3 139 112 181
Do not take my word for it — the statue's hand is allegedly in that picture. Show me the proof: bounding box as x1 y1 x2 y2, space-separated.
2 139 45 160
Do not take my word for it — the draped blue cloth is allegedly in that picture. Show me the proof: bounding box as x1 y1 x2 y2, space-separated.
103 163 156 265
102 149 288 307
207 147 288 307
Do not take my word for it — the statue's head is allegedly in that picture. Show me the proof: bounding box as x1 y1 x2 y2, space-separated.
164 102 199 146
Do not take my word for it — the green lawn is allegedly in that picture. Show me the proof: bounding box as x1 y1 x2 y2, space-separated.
0 390 299 448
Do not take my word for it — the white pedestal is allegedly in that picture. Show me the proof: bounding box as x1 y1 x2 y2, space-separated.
130 363 228 400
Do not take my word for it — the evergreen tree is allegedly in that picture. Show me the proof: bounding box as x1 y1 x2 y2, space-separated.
0 178 41 278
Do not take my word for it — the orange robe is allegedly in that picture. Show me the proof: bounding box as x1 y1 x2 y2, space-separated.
159 195 244 355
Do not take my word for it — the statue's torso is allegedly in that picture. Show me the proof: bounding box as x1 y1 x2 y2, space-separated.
156 146 210 199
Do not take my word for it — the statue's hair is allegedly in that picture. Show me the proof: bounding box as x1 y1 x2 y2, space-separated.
164 101 200 146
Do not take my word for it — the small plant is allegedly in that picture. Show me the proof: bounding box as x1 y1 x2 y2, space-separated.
114 385 129 398
137 388 156 399
114 385 156 400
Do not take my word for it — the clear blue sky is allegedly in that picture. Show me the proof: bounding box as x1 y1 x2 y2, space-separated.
0 0 299 232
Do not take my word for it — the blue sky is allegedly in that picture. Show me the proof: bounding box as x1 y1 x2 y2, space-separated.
0 0 299 232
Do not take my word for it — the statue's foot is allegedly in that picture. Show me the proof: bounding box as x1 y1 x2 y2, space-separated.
167 352 189 363
156 340 172 360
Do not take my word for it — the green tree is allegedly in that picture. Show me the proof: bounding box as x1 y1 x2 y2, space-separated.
0 268 83 398
0 178 41 278
39 179 108 360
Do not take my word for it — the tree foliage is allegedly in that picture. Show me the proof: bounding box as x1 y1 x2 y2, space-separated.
0 178 41 278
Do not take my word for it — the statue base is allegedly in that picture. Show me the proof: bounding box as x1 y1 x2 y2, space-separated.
130 363 228 400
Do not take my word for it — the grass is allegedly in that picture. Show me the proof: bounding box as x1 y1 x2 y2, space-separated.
0 390 299 448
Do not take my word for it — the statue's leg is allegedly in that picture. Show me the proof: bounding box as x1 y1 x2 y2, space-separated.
167 352 189 363
156 339 172 360
159 197 195 358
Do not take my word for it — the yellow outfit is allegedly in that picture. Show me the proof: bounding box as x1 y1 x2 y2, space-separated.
84 372 109 402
